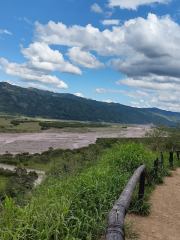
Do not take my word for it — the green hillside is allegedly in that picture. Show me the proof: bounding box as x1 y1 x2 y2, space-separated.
0 82 177 125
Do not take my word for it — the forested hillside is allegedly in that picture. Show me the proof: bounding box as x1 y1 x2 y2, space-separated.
0 82 177 125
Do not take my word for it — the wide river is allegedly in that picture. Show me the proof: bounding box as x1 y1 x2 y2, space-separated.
0 126 150 155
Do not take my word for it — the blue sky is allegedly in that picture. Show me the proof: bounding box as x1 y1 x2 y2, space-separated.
0 0 180 111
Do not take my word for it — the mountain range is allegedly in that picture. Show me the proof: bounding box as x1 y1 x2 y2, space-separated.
0 82 180 126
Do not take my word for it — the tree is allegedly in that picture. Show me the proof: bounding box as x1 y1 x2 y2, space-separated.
145 124 180 151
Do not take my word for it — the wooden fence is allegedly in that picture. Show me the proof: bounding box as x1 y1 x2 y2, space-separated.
105 150 179 240
105 164 151 240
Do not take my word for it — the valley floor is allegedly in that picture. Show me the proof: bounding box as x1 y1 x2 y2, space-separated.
0 125 150 154
126 168 180 240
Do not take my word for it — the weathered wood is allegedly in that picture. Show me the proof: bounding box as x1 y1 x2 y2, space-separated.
105 165 146 240
154 158 158 173
138 170 145 201
144 169 151 185
161 151 164 166
177 151 179 161
169 151 173 168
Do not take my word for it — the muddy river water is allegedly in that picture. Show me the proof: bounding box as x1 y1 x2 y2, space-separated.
0 125 151 185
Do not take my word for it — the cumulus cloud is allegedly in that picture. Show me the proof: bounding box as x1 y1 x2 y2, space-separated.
0 42 84 89
74 92 84 97
91 3 103 13
103 99 116 103
34 21 127 56
101 19 120 25
130 101 140 108
0 58 68 88
21 42 82 74
67 47 105 69
108 0 171 10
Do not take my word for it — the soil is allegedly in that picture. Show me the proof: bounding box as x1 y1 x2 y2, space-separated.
126 168 180 240
0 125 150 155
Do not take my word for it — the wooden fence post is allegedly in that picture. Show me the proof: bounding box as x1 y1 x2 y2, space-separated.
138 170 145 202
154 158 158 174
177 151 179 161
169 151 173 168
161 151 164 168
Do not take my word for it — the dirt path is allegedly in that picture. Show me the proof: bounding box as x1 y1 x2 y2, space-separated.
126 168 180 240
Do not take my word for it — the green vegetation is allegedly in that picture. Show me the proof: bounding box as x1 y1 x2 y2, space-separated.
145 124 180 151
0 167 38 200
0 115 111 133
0 139 176 240
39 121 109 130
0 82 178 125
0 116 41 133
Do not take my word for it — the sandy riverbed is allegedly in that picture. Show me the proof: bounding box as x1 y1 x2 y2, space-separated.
0 125 151 155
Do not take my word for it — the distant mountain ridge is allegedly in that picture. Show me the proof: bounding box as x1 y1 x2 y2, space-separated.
0 82 179 126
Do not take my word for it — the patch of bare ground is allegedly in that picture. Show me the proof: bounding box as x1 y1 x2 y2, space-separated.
126 168 180 240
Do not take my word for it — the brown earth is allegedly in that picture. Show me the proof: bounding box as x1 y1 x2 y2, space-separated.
126 168 180 240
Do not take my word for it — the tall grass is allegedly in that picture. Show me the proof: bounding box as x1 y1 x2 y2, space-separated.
0 143 163 239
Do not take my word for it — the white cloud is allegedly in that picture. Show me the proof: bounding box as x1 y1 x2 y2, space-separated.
130 101 140 108
27 83 62 92
94 88 148 99
103 99 116 103
0 42 84 89
94 88 122 94
91 3 103 13
140 99 144 103
122 90 149 99
151 97 158 103
105 11 114 18
0 29 12 35
108 0 171 10
116 76 180 92
0 58 68 89
34 21 127 56
74 92 84 97
144 101 150 108
21 42 82 75
67 47 105 69
24 17 33 25
101 19 120 25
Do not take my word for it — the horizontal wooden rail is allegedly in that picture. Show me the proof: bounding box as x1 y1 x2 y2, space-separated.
105 164 147 240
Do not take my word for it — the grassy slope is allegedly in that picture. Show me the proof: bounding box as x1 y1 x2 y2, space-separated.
0 142 170 240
